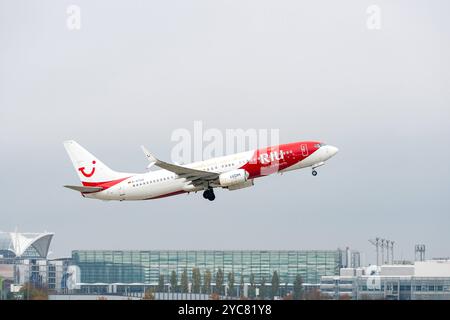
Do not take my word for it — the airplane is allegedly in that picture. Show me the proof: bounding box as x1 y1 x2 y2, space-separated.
63 140 338 201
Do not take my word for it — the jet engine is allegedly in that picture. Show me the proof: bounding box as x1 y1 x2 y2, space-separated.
228 179 254 191
218 169 249 187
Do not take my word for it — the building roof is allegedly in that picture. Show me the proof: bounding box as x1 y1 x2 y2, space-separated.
415 260 450 277
0 231 54 258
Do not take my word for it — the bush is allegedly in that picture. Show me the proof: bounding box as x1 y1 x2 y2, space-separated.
143 288 155 300
19 283 48 300
210 293 220 300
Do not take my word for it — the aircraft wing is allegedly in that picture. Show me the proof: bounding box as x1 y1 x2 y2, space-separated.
64 185 104 193
141 146 219 183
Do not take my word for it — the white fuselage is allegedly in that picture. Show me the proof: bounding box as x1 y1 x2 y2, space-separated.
83 144 337 201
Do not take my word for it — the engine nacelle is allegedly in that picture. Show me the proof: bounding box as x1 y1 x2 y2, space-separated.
228 179 254 191
218 169 248 187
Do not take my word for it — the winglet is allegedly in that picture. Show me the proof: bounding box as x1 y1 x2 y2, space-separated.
141 146 157 169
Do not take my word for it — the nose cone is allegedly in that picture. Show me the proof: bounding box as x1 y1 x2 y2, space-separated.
326 145 339 158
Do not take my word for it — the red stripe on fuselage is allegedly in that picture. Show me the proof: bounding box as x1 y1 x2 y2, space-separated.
240 141 321 179
82 177 130 190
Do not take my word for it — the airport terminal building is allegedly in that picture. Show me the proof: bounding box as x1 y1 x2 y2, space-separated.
72 249 358 295
4 231 450 300
1 231 362 298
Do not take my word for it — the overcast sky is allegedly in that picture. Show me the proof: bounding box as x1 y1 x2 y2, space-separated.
1 0 449 264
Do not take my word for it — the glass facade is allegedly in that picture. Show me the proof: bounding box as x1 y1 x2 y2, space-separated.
72 250 342 286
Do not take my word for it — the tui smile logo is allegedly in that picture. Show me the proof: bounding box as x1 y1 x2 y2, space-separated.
78 160 96 177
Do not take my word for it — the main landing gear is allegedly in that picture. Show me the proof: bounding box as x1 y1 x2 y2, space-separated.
312 170 318 176
203 188 216 201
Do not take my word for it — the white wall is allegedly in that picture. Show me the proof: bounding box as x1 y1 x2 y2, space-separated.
415 261 450 277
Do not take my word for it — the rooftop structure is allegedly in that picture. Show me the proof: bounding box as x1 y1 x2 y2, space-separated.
0 231 54 259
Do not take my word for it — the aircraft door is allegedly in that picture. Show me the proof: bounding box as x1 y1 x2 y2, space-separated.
117 183 126 200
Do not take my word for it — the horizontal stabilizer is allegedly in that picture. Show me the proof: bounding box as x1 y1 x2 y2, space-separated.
64 185 103 193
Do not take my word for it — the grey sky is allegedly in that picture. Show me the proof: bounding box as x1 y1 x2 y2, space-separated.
1 0 449 264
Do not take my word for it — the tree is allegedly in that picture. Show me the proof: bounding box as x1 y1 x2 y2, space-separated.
158 274 165 292
293 275 303 300
215 268 224 295
19 283 48 300
271 271 280 299
170 270 178 293
227 272 235 297
339 294 352 300
143 287 155 300
210 292 220 300
303 288 329 300
192 268 201 294
239 274 245 298
203 270 212 294
0 276 3 300
248 273 256 298
283 293 293 300
259 277 267 300
181 269 189 293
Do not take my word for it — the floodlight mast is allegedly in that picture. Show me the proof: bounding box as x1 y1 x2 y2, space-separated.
369 238 380 266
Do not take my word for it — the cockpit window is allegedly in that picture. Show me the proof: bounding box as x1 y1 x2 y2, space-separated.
314 143 326 148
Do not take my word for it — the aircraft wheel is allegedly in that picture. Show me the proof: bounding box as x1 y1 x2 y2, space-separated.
312 170 317 176
203 189 215 200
